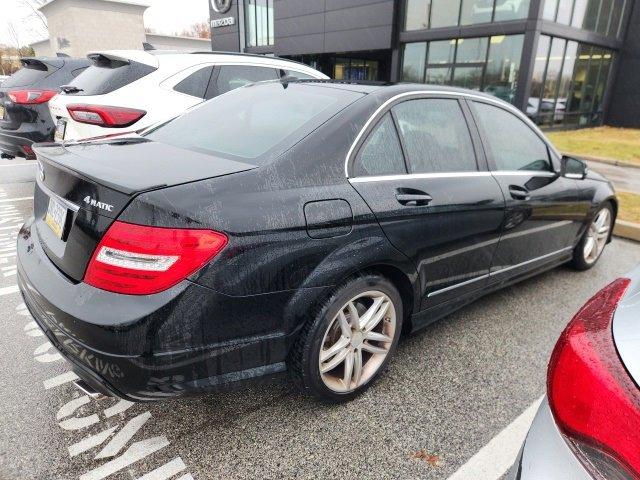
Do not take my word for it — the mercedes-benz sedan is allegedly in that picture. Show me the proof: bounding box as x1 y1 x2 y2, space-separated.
510 269 640 479
17 80 616 402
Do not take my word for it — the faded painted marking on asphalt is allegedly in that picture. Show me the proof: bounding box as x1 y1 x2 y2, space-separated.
95 412 152 459
136 457 187 480
69 426 119 458
43 371 79 390
0 197 32 203
0 285 18 296
446 396 543 480
79 436 171 480
0 163 34 167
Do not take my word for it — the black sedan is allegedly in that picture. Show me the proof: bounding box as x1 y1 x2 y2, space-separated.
17 80 616 402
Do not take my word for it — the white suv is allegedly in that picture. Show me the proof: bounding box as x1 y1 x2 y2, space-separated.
48 50 328 142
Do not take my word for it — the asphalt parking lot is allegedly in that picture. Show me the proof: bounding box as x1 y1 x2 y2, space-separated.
2 161 640 480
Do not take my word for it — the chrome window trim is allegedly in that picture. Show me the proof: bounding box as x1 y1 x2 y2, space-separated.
344 90 561 179
348 170 557 183
427 246 573 297
36 177 80 213
349 171 492 183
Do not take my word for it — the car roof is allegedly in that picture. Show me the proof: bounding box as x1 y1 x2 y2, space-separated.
85 50 326 76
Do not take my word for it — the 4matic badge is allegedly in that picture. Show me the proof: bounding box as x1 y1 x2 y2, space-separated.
83 196 114 212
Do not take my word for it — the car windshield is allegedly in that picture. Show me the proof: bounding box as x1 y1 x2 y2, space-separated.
143 81 363 163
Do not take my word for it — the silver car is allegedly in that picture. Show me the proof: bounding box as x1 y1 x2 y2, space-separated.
510 268 640 479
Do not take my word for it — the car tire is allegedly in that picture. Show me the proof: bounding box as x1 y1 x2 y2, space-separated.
571 203 613 271
289 273 403 402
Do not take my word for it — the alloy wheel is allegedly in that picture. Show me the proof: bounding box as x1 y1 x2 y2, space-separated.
583 208 611 264
319 291 396 393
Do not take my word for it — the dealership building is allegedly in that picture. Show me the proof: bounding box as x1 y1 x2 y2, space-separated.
210 0 640 128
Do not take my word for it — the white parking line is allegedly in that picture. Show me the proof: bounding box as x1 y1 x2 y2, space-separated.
43 371 79 390
0 285 19 297
0 197 33 203
0 163 34 167
136 457 186 480
446 396 543 480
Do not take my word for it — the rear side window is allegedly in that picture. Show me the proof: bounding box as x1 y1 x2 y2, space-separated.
145 83 362 163
354 113 406 177
174 66 214 98
63 56 156 96
393 98 477 174
473 102 551 172
282 69 317 80
215 65 278 95
2 64 54 88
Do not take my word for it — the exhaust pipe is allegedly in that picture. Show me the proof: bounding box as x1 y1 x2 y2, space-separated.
73 379 102 398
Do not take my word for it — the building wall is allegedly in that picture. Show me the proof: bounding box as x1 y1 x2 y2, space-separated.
606 1 640 127
210 0 397 55
145 34 211 52
30 40 53 58
209 0 242 52
40 0 148 57
274 0 396 55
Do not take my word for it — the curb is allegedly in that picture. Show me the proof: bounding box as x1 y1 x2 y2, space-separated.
614 220 640 242
565 152 640 170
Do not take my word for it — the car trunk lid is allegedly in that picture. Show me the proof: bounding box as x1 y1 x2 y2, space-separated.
33 138 256 281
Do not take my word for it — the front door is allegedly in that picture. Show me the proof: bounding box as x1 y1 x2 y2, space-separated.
349 96 505 310
468 100 582 279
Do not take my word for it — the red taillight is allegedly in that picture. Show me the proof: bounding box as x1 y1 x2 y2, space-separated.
84 221 228 295
8 89 58 104
67 104 146 127
548 278 640 480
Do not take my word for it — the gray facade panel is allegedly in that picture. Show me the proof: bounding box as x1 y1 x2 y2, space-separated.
276 13 325 38
210 0 241 52
324 25 394 52
275 34 326 56
324 1 395 33
607 0 640 127
274 0 326 20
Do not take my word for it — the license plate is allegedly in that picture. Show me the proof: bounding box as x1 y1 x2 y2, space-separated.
54 118 67 142
45 196 68 239
0 105 4 119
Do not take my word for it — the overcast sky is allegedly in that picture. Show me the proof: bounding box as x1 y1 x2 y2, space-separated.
0 0 210 47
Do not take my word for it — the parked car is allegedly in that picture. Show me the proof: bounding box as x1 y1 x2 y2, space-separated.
510 270 640 479
18 81 616 403
527 97 566 124
0 56 90 159
48 50 328 142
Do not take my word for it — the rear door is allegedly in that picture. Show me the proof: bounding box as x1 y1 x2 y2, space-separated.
349 95 505 310
468 100 582 280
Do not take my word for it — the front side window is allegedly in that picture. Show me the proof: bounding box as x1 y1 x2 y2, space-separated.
353 114 406 177
245 0 274 47
392 99 477 174
215 65 278 96
473 102 551 172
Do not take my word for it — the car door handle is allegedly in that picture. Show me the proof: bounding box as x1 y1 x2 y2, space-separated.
395 193 433 206
508 185 530 201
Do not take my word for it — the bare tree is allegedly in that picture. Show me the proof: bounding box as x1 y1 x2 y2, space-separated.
180 22 211 39
20 0 48 31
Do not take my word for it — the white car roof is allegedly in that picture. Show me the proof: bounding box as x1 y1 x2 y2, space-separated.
85 50 328 78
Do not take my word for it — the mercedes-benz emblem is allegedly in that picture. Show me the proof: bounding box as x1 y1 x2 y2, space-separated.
211 0 232 14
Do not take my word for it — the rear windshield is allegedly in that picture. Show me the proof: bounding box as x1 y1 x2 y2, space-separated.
3 64 54 88
63 56 156 96
144 82 362 163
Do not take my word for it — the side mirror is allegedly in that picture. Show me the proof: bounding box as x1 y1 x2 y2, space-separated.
561 155 588 180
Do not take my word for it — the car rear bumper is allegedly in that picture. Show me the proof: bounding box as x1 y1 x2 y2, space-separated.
508 398 591 480
17 217 298 401
0 130 36 157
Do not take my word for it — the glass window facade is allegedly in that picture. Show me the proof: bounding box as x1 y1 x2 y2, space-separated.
527 35 615 127
404 0 531 30
401 34 524 103
245 0 274 47
334 58 380 81
542 0 628 39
